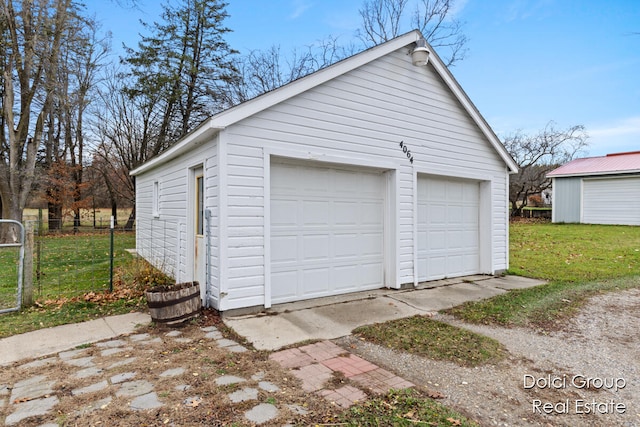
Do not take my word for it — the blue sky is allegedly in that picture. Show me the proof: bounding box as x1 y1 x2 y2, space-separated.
90 0 640 157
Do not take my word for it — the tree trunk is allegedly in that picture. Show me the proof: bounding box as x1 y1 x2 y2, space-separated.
124 206 135 231
111 200 118 226
48 199 63 231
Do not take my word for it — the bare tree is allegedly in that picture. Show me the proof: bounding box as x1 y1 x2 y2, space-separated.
221 36 356 106
505 122 588 217
0 0 76 240
358 0 468 66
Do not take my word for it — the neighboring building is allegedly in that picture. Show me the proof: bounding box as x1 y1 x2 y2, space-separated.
547 151 640 225
130 30 518 312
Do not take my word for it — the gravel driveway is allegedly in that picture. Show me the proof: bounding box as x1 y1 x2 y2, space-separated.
338 288 640 427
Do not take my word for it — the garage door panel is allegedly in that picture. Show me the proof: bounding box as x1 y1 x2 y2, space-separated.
303 235 330 261
418 176 480 282
302 268 330 295
334 266 359 290
583 178 640 225
334 233 359 258
271 200 298 226
334 202 359 224
271 162 385 304
271 271 298 300
271 235 298 263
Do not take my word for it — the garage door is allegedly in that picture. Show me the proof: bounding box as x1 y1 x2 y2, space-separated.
417 175 480 281
583 177 640 225
270 161 385 304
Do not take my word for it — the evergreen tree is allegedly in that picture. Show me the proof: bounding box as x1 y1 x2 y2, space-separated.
123 0 238 155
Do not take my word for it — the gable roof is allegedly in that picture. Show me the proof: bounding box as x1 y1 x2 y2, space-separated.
547 151 640 178
131 30 518 176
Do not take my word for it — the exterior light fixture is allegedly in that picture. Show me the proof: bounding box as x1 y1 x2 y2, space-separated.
411 38 430 66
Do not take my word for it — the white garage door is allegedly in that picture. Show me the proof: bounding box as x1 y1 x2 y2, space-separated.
270 161 385 304
583 177 640 225
417 175 480 281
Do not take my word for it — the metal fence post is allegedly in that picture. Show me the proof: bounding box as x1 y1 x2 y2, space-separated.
109 215 114 292
23 222 34 306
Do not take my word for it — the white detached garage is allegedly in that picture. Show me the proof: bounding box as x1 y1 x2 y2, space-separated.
131 30 518 312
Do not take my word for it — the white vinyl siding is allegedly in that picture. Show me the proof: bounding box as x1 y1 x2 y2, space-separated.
135 140 220 308
220 48 508 309
582 176 640 225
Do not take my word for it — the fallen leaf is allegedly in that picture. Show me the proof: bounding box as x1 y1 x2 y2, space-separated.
427 390 445 399
446 417 461 426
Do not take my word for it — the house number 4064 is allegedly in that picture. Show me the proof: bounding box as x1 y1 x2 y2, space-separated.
399 141 414 164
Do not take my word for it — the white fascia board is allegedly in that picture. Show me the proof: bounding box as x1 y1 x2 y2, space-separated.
130 121 224 176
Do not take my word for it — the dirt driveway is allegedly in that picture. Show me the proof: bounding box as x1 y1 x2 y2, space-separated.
339 288 640 427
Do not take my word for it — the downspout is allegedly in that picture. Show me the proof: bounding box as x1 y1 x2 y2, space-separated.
204 209 212 308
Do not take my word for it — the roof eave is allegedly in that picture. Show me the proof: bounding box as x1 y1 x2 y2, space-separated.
548 169 640 178
130 121 224 176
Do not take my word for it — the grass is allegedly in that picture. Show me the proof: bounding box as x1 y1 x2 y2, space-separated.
446 222 640 329
343 388 478 426
0 297 146 338
34 232 136 300
0 231 137 310
353 315 505 367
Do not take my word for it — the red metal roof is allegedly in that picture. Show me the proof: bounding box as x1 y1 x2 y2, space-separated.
547 151 640 177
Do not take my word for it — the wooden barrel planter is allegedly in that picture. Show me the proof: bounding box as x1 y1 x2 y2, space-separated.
145 281 201 325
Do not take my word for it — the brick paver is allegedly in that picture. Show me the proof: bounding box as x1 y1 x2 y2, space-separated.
351 367 415 394
269 347 315 368
289 363 333 392
320 354 378 378
298 341 345 362
318 385 367 408
276 340 415 409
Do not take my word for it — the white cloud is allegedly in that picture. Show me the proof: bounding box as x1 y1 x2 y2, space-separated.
289 0 313 20
586 116 640 156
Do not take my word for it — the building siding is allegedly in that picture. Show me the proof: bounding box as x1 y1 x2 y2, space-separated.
220 48 508 310
552 177 582 223
135 139 220 308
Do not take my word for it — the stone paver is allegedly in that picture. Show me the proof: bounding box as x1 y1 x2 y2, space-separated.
245 403 278 424
215 375 246 386
228 387 259 403
160 367 186 378
58 348 87 360
4 396 59 426
130 392 163 410
101 347 126 357
258 381 280 392
0 323 416 424
18 357 57 370
107 357 137 369
10 375 56 402
62 356 95 368
111 372 137 384
72 380 108 396
116 380 155 397
74 366 104 379
96 339 126 348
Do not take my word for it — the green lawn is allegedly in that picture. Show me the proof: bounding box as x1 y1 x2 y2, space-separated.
447 222 640 328
33 232 136 300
